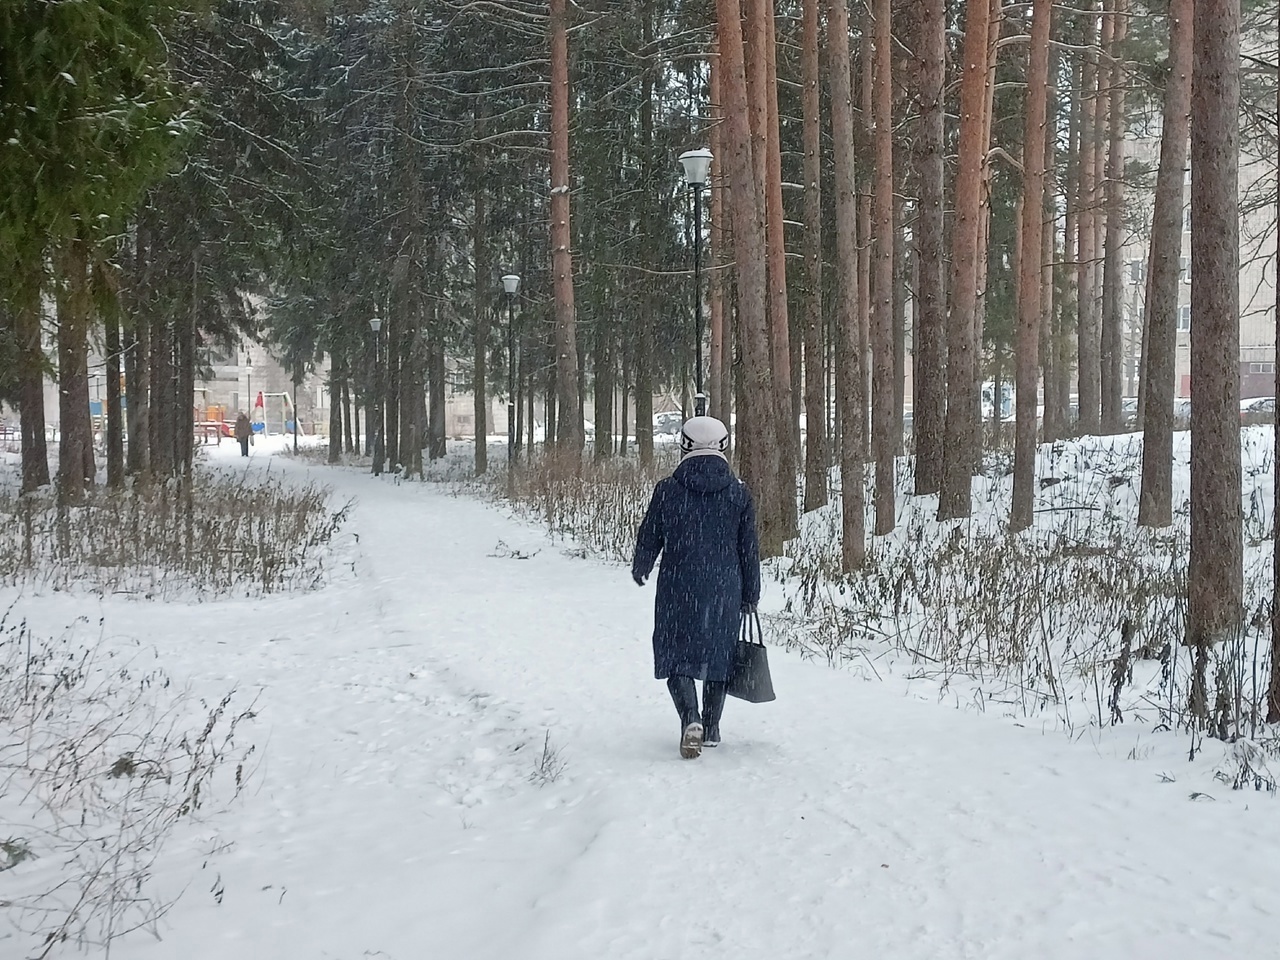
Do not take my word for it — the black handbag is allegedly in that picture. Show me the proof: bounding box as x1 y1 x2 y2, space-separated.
727 610 776 703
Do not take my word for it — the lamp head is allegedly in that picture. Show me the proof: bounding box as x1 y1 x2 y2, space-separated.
501 274 521 296
369 316 382 333
678 148 714 187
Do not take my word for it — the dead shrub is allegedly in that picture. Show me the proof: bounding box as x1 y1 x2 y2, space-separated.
0 472 351 598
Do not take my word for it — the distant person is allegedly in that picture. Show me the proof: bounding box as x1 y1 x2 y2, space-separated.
234 412 252 457
631 416 761 759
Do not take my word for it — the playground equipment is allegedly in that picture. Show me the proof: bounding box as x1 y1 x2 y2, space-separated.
253 391 304 435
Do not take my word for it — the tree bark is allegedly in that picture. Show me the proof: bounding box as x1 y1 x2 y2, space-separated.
1270 62 1280 724
709 40 727 427
973 0 1001 463
1076 3 1101 435
15 267 51 493
1186 0 1242 706
150 311 174 476
101 267 124 490
759 0 799 539
938 0 993 519
124 226 150 479
549 0 582 455
859 27 873 456
1099 0 1128 433
593 301 613 461
800 0 827 512
636 7 656 465
871 0 895 536
177 252 196 487
912 0 946 494
1137 0 1192 528
826 0 867 571
1058 52 1083 440
1010 0 1052 532
1040 49 1060 442
56 236 93 504
428 334 447 460
328 357 342 464
474 147 490 475
717 0 782 555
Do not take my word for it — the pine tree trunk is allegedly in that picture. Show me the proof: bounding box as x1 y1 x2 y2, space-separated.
871 0 895 536
1100 0 1128 433
800 0 827 512
593 308 613 461
429 334 447 460
760 0 799 539
386 316 401 469
1186 0 1242 707
56 237 93 504
973 0 1001 464
1270 61 1280 723
474 142 489 475
938 0 993 519
912 0 946 494
1040 52 1059 442
150 311 174 477
1137 0 1191 528
328 359 342 464
177 254 196 488
1059 52 1082 439
342 374 353 454
826 0 867 571
102 270 124 490
124 229 150 479
1076 4 1101 435
636 8 656 465
549 0 582 455
709 40 726 426
1010 0 1052 532
859 27 873 456
15 268 51 494
718 0 782 555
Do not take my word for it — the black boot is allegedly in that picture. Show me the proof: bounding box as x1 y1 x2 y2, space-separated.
666 676 703 759
702 681 726 747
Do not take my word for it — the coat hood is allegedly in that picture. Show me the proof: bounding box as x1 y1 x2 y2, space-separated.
674 454 734 495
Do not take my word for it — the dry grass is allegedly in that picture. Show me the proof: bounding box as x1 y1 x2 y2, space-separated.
0 614 257 956
0 473 351 598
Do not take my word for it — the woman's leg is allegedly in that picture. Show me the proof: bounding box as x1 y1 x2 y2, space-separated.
702 681 727 745
666 676 701 728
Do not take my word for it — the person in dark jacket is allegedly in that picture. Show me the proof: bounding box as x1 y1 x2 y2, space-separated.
234 412 252 457
631 416 761 759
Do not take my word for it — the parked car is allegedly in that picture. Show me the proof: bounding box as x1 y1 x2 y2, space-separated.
1240 396 1275 426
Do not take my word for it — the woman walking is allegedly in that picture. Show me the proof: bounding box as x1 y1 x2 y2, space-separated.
631 416 760 759
234 411 252 457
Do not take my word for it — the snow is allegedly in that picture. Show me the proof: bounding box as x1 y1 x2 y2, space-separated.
3 436 1280 959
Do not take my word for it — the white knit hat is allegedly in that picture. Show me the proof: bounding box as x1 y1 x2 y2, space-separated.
679 416 730 460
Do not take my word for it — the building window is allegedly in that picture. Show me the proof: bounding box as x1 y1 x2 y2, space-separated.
1177 306 1191 332
1249 362 1275 375
1179 257 1191 285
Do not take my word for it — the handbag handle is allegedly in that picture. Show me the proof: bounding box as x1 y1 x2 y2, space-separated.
741 609 765 646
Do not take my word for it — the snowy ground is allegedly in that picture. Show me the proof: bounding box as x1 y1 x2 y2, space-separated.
4 436 1280 959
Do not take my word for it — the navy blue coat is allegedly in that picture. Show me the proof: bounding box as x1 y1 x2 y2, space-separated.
631 456 761 682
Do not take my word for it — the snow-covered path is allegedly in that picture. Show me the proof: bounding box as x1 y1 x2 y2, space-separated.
7 448 1280 959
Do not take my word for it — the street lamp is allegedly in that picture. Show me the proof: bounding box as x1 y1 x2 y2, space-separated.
501 274 521 491
369 315 383 476
679 147 713 418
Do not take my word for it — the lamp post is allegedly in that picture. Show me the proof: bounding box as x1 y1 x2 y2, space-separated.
501 274 521 492
369 315 383 476
679 147 713 418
